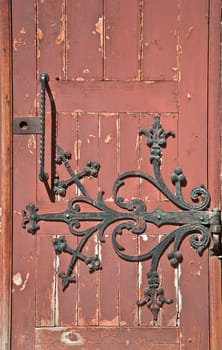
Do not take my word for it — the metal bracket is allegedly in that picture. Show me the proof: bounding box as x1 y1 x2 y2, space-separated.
13 116 41 134
22 112 222 321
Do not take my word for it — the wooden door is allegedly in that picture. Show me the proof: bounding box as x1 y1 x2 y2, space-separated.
1 0 221 349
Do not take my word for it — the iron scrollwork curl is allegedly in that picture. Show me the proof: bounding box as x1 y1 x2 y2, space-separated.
22 114 219 321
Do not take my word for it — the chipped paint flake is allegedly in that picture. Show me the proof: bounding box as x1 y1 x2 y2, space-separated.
56 1 66 45
20 27 26 34
104 134 112 144
187 92 192 100
95 16 104 48
87 134 95 144
61 331 84 346
13 37 26 51
140 234 148 241
20 272 30 291
13 272 23 286
27 135 36 153
138 262 143 288
37 27 43 40
74 140 81 161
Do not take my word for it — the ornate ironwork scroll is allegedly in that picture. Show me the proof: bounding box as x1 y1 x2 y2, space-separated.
22 115 220 320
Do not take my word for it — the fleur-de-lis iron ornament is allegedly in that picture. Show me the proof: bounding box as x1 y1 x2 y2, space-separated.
22 114 221 321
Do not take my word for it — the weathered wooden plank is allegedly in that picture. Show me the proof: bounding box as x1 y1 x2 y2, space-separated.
49 80 178 113
11 0 37 348
35 327 179 349
178 0 208 188
57 234 78 327
77 231 99 326
78 113 99 199
12 136 37 350
99 223 120 326
178 2 209 348
105 0 140 80
0 1 13 349
118 114 140 200
13 0 36 115
37 0 66 79
67 0 103 80
35 236 56 327
98 113 118 199
179 240 209 349
142 0 178 80
159 113 178 201
119 234 138 326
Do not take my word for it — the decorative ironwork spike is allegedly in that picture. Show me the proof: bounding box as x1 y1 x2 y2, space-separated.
137 271 173 321
139 114 175 164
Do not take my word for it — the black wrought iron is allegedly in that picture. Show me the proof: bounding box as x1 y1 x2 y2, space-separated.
22 114 221 320
39 73 49 182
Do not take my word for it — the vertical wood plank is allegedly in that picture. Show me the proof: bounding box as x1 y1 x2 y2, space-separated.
178 0 208 188
119 234 138 326
77 231 99 326
11 0 37 349
178 2 209 348
119 114 140 199
98 113 118 199
12 136 37 350
36 236 56 327
56 113 78 199
13 0 36 115
105 0 141 80
142 0 178 81
78 113 99 199
99 224 120 326
57 234 78 326
160 113 178 201
37 0 66 79
67 0 103 81
0 1 13 349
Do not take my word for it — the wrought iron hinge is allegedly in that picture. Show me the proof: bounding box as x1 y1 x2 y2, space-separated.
20 82 222 321
209 209 222 258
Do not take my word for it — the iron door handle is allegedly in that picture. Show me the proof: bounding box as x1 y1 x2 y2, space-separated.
13 73 57 200
39 72 49 182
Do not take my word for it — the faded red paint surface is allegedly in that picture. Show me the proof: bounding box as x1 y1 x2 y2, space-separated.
11 1 220 349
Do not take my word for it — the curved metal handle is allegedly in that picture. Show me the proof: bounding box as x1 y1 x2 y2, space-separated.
39 73 49 182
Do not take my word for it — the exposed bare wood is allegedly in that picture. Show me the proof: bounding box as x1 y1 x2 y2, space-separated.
0 1 13 349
